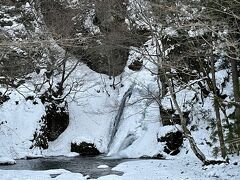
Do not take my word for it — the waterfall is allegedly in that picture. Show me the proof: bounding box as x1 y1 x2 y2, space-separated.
107 85 135 150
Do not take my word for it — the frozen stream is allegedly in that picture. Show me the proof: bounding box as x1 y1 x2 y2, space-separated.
0 156 132 178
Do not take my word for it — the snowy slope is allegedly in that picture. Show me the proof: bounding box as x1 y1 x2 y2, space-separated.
0 86 45 159
44 64 119 155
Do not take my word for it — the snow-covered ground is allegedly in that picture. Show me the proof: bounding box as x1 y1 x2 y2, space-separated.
0 155 239 180
0 169 86 180
97 156 240 180
0 86 45 159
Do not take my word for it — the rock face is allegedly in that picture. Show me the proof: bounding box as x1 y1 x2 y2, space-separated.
30 95 69 149
39 91 69 142
0 3 38 80
40 0 148 76
89 0 129 76
43 102 69 141
71 142 100 156
158 131 183 155
40 0 77 39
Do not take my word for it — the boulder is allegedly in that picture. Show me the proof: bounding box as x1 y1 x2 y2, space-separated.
71 142 100 156
158 131 183 155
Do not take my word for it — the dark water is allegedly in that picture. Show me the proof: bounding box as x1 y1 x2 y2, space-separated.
0 156 132 178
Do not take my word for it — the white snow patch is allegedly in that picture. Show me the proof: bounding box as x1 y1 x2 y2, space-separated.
0 157 16 165
0 169 86 180
97 165 109 169
0 87 45 159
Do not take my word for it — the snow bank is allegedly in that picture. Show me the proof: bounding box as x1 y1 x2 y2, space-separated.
97 165 109 169
0 157 16 165
0 86 45 159
0 169 86 180
98 156 240 180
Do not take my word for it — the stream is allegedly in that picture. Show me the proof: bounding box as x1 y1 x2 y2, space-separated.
0 156 133 179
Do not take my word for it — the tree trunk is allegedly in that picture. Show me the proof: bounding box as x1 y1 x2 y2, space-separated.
211 59 227 159
230 59 240 130
166 76 207 163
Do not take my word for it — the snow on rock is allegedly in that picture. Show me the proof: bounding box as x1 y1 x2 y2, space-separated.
44 64 120 156
0 86 45 159
0 157 16 165
44 39 169 158
64 152 80 157
25 154 44 160
97 165 109 169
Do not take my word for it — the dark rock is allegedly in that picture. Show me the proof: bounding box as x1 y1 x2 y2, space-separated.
71 142 100 156
30 130 48 149
139 155 151 159
140 154 164 159
218 94 227 100
161 108 190 126
0 121 7 126
33 101 38 105
35 68 40 74
152 153 164 159
158 131 183 156
0 159 16 165
44 102 69 141
190 125 198 131
204 159 228 166
0 95 10 105
40 0 132 76
0 49 35 79
50 174 61 178
25 155 43 160
40 0 77 39
30 94 69 149
25 96 34 101
128 60 143 71
0 20 13 27
205 141 212 147
93 16 101 26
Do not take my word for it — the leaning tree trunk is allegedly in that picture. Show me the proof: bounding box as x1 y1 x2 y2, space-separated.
166 76 207 163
